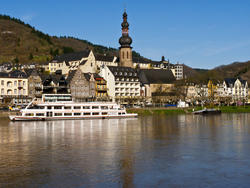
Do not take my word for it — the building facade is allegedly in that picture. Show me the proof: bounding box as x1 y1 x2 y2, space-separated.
100 66 140 104
66 68 95 102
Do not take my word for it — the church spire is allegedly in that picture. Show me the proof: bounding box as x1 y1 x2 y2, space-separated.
119 10 132 48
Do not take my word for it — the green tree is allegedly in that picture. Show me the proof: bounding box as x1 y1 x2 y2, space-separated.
29 53 33 60
63 46 74 54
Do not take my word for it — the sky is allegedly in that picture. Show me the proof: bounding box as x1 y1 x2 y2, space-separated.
1 0 250 69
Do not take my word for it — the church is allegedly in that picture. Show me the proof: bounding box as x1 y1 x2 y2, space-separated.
100 10 176 104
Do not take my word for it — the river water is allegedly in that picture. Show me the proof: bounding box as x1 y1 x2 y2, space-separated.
1 114 250 187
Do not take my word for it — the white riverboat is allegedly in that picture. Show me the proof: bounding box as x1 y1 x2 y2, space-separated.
9 94 137 121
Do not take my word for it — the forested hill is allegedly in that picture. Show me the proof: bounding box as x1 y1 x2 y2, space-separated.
0 14 142 64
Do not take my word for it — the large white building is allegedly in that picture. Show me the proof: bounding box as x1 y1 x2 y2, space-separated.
100 66 140 103
223 78 248 102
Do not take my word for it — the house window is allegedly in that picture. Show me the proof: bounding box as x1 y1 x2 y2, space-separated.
1 80 4 86
14 81 17 86
64 113 72 116
14 89 17 94
1 88 4 95
23 81 26 86
23 89 26 94
7 81 12 87
74 106 81 109
7 89 12 95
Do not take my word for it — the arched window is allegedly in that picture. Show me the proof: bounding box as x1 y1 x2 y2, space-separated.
7 81 12 87
7 89 12 95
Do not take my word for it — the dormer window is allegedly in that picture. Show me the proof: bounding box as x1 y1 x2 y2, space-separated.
129 72 132 76
134 73 137 76
124 72 127 76
119 72 122 76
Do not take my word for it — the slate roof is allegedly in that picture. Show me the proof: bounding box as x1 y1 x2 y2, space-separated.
79 60 88 65
40 74 66 86
84 73 103 81
24 69 39 77
0 70 27 78
66 70 77 84
108 66 139 79
95 54 114 62
224 78 247 87
139 69 175 84
53 50 90 62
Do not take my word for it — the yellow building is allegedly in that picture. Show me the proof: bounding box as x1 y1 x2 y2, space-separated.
207 80 217 99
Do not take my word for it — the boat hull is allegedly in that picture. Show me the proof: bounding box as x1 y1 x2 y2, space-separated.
9 114 138 121
193 109 221 115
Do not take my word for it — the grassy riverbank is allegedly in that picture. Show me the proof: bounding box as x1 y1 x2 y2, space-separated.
128 106 250 115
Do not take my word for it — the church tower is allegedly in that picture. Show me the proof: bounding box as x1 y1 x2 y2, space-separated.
119 10 133 67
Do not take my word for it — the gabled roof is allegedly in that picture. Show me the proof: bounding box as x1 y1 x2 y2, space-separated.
66 70 77 84
24 69 39 77
224 78 247 87
79 60 88 65
53 50 90 63
139 69 175 84
108 66 139 79
0 70 28 78
0 72 8 77
95 54 115 62
84 73 103 81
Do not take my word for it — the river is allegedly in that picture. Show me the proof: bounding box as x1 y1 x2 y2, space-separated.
0 114 250 187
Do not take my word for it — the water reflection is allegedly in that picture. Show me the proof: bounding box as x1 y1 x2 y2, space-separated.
0 114 250 187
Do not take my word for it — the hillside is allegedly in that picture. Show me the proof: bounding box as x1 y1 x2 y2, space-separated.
0 15 143 64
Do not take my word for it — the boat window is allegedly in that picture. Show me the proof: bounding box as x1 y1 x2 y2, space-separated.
83 112 91 115
64 106 71 109
82 106 90 109
118 112 121 115
54 113 62 116
36 113 44 116
102 112 108 115
64 113 72 116
101 106 108 109
74 113 81 116
25 113 34 116
54 106 62 109
92 106 99 109
47 106 52 109
122 112 125 115
74 106 81 109
92 112 99 115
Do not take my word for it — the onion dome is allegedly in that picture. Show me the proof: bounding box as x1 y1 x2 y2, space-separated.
119 10 132 48
119 35 132 47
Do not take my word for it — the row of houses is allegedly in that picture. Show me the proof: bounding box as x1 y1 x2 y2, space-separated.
186 78 248 104
1 53 249 106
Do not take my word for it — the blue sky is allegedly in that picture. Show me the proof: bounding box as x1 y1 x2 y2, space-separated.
1 0 250 69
